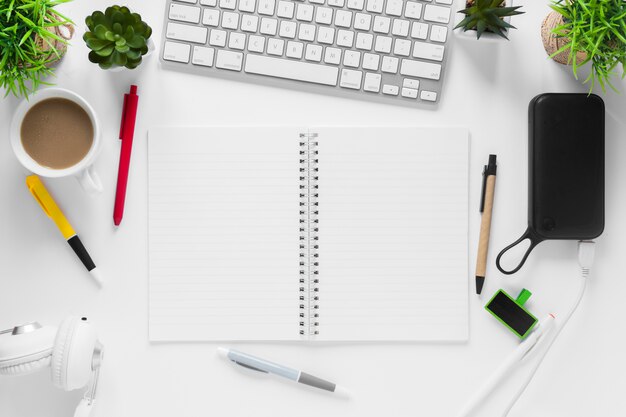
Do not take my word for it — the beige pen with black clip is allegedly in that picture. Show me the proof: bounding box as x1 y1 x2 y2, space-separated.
475 155 497 295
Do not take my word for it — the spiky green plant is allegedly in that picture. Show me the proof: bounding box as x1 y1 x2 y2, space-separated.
455 0 524 40
0 0 73 98
84 5 152 70
549 0 626 93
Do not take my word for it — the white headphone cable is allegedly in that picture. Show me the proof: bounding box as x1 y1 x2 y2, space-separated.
502 240 595 416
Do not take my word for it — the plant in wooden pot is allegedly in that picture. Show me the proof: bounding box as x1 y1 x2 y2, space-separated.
542 0 626 93
455 0 524 40
0 0 74 98
83 5 153 71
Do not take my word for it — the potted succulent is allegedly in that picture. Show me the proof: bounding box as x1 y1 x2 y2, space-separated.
0 0 74 98
83 5 153 71
455 0 524 41
542 0 626 93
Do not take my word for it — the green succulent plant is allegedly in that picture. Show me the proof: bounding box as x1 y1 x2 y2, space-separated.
455 0 524 40
83 5 152 70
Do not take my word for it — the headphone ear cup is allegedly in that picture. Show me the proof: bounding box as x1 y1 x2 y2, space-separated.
0 325 56 377
51 317 97 391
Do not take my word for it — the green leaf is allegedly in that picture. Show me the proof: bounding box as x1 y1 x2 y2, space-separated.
94 44 115 56
94 24 108 40
86 38 111 51
116 44 130 53
126 34 145 48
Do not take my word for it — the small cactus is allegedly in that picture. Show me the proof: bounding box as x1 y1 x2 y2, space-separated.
84 5 152 70
455 0 524 40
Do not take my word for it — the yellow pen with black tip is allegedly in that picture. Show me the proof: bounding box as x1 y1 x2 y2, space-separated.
26 175 103 287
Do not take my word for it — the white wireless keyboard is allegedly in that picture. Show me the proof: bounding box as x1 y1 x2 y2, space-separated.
160 0 454 106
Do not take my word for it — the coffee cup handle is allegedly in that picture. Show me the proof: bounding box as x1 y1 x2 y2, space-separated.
77 166 103 194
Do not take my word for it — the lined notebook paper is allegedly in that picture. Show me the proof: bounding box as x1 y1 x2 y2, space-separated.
148 126 469 342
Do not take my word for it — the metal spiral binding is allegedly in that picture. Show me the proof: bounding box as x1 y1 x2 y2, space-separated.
298 133 320 337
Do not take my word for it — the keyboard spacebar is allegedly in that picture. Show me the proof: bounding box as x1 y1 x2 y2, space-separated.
245 55 339 86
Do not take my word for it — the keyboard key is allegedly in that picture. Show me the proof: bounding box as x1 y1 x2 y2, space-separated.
277 1 294 18
305 44 323 62
202 9 220 26
401 87 418 98
316 7 334 25
343 50 361 67
166 22 208 43
355 33 373 50
413 41 444 61
411 22 428 39
392 19 410 37
177 0 198 3
299 24 316 41
216 50 243 70
200 0 217 5
362 53 380 70
404 2 423 19
286 41 304 59
279 21 297 38
385 0 403 17
366 0 384 13
248 35 265 52
219 0 236 9
296 3 314 21
400 59 441 80
260 18 278 35
228 32 246 49
258 0 276 15
354 13 372 30
382 84 399 95
420 90 438 101
430 25 448 43
363 72 381 92
328 0 345 7
381 56 398 73
222 11 239 29
318 27 335 44
337 30 354 47
339 69 362 89
373 16 390 33
435 0 453 4
169 4 201 24
393 38 411 56
374 36 392 53
245 54 339 85
192 46 215 66
424 4 450 24
335 10 353 28
310 0 325 3
239 0 256 12
267 38 285 55
209 29 227 46
347 0 365 10
403 78 420 89
163 41 191 63
241 15 258 32
324 47 342 64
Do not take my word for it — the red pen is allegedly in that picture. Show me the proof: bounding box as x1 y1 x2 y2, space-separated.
114 85 139 226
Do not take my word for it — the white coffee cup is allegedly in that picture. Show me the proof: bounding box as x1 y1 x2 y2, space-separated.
10 88 103 194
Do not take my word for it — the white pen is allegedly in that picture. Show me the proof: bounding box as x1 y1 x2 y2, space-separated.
455 314 556 417
218 348 348 396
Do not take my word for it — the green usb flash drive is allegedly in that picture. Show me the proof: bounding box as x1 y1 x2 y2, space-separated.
485 289 538 339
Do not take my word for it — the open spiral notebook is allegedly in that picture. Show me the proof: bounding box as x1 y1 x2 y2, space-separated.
148 126 469 342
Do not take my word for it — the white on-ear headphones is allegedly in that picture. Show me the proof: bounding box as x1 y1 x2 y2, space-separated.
0 316 103 417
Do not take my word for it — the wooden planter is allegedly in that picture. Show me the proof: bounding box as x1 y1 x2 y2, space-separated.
541 11 586 65
34 12 74 67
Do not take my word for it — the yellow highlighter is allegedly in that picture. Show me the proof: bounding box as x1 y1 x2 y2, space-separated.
26 175 103 287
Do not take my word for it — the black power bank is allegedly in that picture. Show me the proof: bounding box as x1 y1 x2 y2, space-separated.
497 93 605 274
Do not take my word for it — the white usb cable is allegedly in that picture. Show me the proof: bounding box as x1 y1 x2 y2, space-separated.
502 240 596 416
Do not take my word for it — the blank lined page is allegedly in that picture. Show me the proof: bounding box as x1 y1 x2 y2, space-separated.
314 127 469 341
148 127 302 341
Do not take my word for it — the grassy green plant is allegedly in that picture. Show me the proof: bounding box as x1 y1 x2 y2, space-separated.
550 0 626 92
84 5 152 70
0 0 73 98
455 0 524 40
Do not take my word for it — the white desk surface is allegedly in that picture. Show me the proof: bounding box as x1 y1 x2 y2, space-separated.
1 1 625 416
